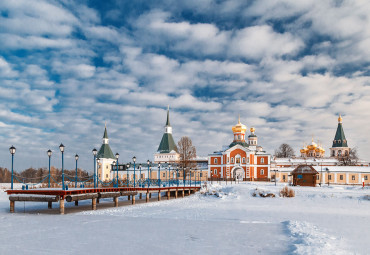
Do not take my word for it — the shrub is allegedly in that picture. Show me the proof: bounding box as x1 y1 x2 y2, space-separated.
280 186 295 197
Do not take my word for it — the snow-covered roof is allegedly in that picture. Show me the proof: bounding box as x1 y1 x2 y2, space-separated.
274 166 370 173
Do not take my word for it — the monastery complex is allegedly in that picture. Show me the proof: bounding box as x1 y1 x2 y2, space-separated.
95 108 370 186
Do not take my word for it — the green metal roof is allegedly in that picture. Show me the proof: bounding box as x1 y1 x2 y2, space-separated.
229 141 249 148
103 126 108 139
157 133 178 153
332 123 348 147
97 144 115 159
166 108 171 126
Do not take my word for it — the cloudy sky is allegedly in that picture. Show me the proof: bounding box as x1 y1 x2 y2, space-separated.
1 0 370 172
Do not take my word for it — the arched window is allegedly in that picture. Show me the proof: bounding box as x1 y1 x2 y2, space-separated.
214 158 218 164
231 157 234 163
242 157 245 163
260 169 264 175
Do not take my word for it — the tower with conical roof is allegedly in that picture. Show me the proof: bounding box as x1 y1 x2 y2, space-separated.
97 125 116 181
330 115 350 157
154 106 179 163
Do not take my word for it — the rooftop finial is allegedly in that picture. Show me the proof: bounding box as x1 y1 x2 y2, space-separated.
338 114 343 123
238 114 241 124
166 106 171 126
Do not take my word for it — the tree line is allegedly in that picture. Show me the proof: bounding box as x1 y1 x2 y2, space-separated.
0 166 90 183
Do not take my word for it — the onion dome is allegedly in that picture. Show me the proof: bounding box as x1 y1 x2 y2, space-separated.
300 144 308 154
338 114 343 123
232 115 247 134
248 127 257 137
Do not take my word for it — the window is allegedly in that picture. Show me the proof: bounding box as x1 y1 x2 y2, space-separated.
236 158 240 164
214 158 218 164
340 175 343 180
260 169 264 175
242 157 245 163
328 175 332 180
261 158 264 164
200 173 203 177
283 175 286 180
231 157 234 163
163 173 165 177
352 175 355 180
365 176 368 180
214 169 217 174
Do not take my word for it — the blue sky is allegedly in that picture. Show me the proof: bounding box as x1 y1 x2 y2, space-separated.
1 0 370 172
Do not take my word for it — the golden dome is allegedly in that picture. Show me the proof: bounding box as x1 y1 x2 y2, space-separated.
338 114 342 123
250 127 255 133
232 115 247 133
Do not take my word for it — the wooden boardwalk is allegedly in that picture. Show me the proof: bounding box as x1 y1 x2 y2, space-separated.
6 186 201 214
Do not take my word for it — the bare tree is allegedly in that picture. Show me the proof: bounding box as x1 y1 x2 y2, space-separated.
338 148 359 166
274 143 295 158
177 136 197 179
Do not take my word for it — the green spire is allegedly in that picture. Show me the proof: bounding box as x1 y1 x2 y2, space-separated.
332 115 348 148
166 105 171 126
103 123 108 139
157 133 178 153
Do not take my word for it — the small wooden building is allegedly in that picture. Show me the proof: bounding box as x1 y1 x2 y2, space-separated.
291 165 318 187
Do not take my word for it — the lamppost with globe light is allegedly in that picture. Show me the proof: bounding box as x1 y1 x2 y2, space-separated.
92 148 97 188
59 143 65 190
158 163 161 187
9 145 16 190
147 160 150 188
115 153 119 187
75 154 79 188
47 149 52 188
133 156 136 188
126 163 130 187
97 158 100 187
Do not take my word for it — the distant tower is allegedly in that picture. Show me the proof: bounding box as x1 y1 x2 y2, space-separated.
97 125 116 181
330 114 350 157
248 127 258 146
154 106 179 163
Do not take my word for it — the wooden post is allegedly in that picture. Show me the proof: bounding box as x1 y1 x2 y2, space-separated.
146 192 149 202
48 201 52 209
182 190 185 198
92 198 97 210
158 192 161 201
139 193 142 199
128 195 131 200
60 198 65 215
167 191 170 200
74 201 78 206
132 195 136 205
10 201 14 213
114 197 118 207
175 190 178 199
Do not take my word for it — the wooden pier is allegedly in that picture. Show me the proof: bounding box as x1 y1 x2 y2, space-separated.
6 186 201 214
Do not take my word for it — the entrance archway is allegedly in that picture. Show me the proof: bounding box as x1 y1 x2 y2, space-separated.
232 167 244 181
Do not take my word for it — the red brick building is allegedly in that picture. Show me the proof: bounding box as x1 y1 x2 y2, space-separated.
208 117 271 181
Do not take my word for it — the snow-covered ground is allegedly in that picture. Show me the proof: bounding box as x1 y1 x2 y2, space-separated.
0 182 369 255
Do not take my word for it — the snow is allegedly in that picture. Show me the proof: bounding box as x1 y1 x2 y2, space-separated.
0 182 369 254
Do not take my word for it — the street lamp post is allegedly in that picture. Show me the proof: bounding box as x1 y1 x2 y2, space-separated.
133 156 136 188
9 146 16 190
320 163 323 187
190 168 192 187
168 164 171 187
59 144 65 190
75 154 79 188
139 164 142 187
147 160 150 188
97 158 100 187
126 163 130 187
326 168 330 186
176 167 179 187
273 169 278 186
47 149 52 188
92 148 97 189
158 163 161 187
183 167 185 187
115 153 119 188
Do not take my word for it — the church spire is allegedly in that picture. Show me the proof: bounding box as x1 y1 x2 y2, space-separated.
332 114 348 148
166 105 171 126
